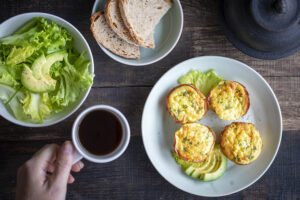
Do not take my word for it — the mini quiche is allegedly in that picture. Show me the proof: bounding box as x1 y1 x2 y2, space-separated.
220 122 263 165
166 84 207 124
174 123 215 162
208 80 250 120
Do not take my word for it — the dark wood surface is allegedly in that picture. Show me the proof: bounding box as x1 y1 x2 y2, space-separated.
0 0 299 199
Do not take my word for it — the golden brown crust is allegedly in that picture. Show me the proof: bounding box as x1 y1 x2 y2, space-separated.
105 0 138 45
220 122 263 165
166 84 208 124
90 12 140 59
164 0 173 6
90 12 102 40
174 123 216 163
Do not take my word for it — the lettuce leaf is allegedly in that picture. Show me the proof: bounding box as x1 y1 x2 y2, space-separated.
0 65 19 87
50 53 93 110
0 18 72 55
178 69 223 96
172 153 208 169
0 44 13 64
21 92 52 123
6 46 35 66
0 84 27 121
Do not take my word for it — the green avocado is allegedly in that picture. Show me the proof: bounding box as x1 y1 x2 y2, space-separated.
174 144 227 182
200 147 227 182
21 51 65 93
189 153 217 179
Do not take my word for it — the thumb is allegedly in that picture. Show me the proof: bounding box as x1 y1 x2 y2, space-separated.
51 141 75 186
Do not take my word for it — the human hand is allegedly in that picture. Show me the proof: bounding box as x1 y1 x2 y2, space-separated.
16 141 84 200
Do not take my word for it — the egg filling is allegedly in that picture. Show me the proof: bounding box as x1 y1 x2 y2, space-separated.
221 122 263 165
168 85 206 124
209 81 249 120
175 123 215 162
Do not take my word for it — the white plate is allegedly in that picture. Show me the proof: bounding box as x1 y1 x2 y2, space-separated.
0 13 94 127
141 56 282 197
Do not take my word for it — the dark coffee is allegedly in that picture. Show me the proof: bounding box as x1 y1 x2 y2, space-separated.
78 110 122 155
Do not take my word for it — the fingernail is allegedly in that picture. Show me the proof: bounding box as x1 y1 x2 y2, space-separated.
63 141 73 154
80 162 84 168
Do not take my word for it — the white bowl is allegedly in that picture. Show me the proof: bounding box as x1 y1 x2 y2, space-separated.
142 56 282 196
92 0 183 66
0 13 94 127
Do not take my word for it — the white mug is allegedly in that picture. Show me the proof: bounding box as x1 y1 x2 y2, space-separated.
72 105 130 163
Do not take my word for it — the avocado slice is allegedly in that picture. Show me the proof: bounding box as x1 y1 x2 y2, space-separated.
184 166 195 176
188 153 217 179
174 144 228 182
42 51 65 78
201 148 227 182
31 54 46 79
21 51 65 93
22 64 56 93
195 152 217 174
192 153 212 170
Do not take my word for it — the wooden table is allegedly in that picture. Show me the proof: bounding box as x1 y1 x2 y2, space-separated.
0 0 299 199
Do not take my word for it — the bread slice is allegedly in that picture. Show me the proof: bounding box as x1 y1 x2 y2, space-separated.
119 0 172 48
90 12 140 59
105 0 138 45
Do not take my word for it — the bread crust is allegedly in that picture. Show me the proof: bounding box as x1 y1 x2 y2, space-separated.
90 12 140 59
166 84 208 124
119 0 154 48
105 0 138 45
119 0 162 48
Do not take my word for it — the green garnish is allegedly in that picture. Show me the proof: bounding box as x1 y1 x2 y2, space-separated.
178 69 223 96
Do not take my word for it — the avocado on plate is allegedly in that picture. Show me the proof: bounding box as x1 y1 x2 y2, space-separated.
173 144 227 182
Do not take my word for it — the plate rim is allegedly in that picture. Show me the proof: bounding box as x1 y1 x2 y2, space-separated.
141 56 282 197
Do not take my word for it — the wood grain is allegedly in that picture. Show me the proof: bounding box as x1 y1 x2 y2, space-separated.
0 0 299 199
0 132 299 200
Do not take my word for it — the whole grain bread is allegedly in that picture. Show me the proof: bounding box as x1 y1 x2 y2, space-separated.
105 0 138 45
119 0 172 48
90 12 140 59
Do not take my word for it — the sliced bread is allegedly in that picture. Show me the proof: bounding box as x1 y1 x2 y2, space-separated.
119 0 172 48
90 12 140 59
105 0 138 45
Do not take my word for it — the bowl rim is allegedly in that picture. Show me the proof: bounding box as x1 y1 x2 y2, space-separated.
91 0 184 66
141 56 283 197
0 12 94 128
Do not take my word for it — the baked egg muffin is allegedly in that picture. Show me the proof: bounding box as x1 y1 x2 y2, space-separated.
220 122 263 165
208 80 250 120
166 84 207 124
174 123 215 162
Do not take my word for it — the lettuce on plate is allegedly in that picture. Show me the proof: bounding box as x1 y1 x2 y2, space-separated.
178 69 223 96
0 18 94 123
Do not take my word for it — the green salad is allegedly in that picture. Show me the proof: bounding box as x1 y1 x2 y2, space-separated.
0 18 94 123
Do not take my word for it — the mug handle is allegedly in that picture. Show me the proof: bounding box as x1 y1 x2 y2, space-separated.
73 149 83 164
